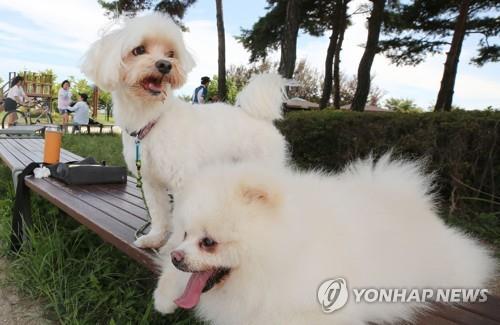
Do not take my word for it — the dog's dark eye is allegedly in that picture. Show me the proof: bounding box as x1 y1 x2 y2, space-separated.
200 237 216 248
183 232 187 240
132 45 146 56
167 50 175 58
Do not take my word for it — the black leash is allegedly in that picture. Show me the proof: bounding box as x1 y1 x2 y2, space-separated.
11 162 44 252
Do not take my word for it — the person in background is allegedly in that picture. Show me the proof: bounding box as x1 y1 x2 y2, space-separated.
191 76 210 104
208 94 220 103
67 93 90 134
4 76 29 126
58 80 72 131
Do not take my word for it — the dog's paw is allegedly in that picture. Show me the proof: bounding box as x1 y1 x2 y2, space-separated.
154 289 178 314
134 231 167 249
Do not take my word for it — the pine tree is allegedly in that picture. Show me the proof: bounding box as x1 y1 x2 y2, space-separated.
351 0 387 112
381 0 500 111
318 0 351 109
238 0 327 78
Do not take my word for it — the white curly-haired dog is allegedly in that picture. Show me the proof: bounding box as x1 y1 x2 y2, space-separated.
154 155 496 324
81 14 288 248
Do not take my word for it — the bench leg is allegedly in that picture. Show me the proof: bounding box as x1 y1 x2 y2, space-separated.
12 169 21 190
10 171 32 252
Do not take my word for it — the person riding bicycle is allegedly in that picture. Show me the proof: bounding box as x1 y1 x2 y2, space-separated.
4 76 30 127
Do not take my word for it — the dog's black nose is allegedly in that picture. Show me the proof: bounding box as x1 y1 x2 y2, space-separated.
155 60 172 74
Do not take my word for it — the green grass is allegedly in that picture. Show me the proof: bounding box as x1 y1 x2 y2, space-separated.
62 134 125 166
94 113 115 125
446 212 500 248
0 134 201 324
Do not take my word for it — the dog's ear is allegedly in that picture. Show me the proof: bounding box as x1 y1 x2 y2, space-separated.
238 182 281 209
178 45 195 75
80 30 125 91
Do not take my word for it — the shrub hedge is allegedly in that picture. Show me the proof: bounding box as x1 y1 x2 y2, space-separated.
277 110 500 216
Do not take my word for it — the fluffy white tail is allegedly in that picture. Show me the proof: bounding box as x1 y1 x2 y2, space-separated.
236 73 285 121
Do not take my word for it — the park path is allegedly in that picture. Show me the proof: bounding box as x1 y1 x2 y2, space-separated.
0 257 52 325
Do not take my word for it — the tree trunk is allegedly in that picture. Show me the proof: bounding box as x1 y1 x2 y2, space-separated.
319 1 342 110
278 0 300 78
319 30 339 109
333 1 348 110
351 0 385 111
216 0 227 101
434 0 470 112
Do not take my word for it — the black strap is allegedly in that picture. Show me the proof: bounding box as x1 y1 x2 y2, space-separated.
10 162 42 252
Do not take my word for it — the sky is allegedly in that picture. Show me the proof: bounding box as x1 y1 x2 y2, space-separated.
0 0 498 110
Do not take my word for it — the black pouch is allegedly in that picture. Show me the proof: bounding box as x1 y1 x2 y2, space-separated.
47 157 127 185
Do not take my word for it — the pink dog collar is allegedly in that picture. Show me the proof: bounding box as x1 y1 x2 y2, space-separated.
128 120 158 140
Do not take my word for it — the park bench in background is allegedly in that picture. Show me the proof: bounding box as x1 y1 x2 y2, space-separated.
0 137 498 324
0 125 46 139
64 123 117 134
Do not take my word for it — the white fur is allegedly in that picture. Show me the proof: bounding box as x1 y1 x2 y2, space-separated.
81 13 195 91
81 13 288 248
154 155 497 324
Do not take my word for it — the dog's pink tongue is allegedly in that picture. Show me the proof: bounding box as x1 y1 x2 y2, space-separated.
174 270 215 309
147 82 163 92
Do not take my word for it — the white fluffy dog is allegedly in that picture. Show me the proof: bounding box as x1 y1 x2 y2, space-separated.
81 14 288 248
154 155 496 324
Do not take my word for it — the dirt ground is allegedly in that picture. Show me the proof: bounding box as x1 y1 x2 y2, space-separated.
0 257 51 325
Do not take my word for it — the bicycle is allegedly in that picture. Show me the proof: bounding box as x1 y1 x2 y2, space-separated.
2 97 53 128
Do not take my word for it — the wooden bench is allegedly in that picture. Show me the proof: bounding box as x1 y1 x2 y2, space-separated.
0 138 157 273
0 138 498 324
0 125 46 138
64 123 116 134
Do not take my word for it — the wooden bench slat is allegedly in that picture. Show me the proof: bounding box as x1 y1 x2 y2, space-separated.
412 313 459 325
430 303 500 325
124 182 152 200
16 139 80 162
77 186 149 223
9 139 43 163
93 183 147 209
456 295 500 322
25 177 159 273
14 138 44 156
5 138 72 166
41 180 149 230
17 138 77 162
374 312 460 325
1 139 34 166
88 185 148 218
28 178 140 236
13 138 37 152
0 141 24 171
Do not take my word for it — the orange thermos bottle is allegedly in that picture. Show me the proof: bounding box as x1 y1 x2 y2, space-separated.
43 126 62 164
